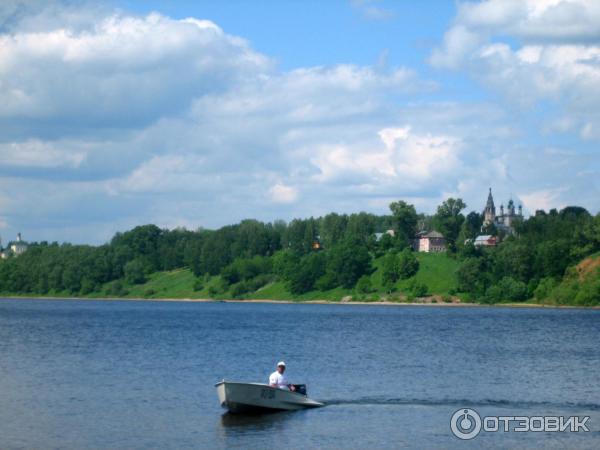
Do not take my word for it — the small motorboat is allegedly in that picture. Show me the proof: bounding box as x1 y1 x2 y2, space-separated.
215 380 324 414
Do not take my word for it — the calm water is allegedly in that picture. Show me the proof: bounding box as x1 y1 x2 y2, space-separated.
1 299 599 449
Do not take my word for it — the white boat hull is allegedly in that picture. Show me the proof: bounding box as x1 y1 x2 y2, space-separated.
216 381 324 414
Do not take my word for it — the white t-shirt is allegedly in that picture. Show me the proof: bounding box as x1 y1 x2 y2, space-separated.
269 370 289 389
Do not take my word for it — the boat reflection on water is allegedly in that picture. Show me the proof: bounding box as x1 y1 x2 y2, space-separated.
217 410 299 446
219 410 295 429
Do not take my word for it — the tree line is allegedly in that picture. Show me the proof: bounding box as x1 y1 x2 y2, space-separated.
457 206 600 305
0 199 598 304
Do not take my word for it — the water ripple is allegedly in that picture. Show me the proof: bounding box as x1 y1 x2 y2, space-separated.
323 397 600 411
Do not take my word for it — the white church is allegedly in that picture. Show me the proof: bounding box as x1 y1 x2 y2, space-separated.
0 233 28 259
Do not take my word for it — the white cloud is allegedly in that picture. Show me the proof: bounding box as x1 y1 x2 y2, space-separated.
520 187 567 212
448 0 600 43
381 127 460 180
429 25 484 69
431 0 600 138
0 11 270 131
189 64 431 126
0 139 86 168
350 0 394 21
0 4 598 243
309 126 460 188
269 183 298 203
114 155 197 194
379 127 410 149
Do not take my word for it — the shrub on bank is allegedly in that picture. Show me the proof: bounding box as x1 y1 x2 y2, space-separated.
484 276 528 303
105 280 128 297
193 279 204 292
355 275 374 294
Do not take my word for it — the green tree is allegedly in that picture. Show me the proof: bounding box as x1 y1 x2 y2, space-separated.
287 252 326 294
220 256 272 285
231 219 278 258
355 275 374 294
381 252 400 292
345 212 377 245
184 236 205 276
458 211 483 245
485 276 528 303
199 228 234 275
534 240 571 278
272 250 300 280
284 219 315 254
457 257 488 295
124 258 146 284
534 277 558 301
433 198 467 252
319 213 348 249
377 233 395 253
491 241 533 283
324 238 372 288
397 248 419 279
111 224 163 272
408 279 428 297
389 201 418 247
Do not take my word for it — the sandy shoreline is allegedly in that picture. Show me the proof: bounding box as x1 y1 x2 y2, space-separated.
0 295 597 309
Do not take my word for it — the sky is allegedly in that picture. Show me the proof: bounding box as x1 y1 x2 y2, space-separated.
1 0 599 244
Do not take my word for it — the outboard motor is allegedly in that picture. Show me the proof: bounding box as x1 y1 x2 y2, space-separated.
292 384 307 395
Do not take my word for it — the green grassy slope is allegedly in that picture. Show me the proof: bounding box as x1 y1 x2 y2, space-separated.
80 252 460 301
7 252 460 301
75 269 203 299
369 252 459 294
120 269 200 299
399 252 459 294
253 282 352 301
8 252 598 306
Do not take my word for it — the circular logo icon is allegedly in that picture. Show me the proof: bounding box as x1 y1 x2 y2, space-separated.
450 408 482 440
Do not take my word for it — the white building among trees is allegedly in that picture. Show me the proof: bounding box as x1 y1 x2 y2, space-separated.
1 233 28 258
413 230 446 253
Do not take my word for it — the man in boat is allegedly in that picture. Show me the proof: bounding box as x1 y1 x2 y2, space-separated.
269 361 296 391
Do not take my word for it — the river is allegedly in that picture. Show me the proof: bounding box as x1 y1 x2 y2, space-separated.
1 299 599 449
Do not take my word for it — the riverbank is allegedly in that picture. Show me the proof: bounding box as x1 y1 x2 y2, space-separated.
1 295 598 309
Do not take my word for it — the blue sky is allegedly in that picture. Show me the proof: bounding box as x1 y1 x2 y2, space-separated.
120 1 453 68
0 0 599 244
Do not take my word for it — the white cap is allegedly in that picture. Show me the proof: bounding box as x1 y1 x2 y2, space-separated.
277 361 286 367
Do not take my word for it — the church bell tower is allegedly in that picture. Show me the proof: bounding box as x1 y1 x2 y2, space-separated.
483 188 496 226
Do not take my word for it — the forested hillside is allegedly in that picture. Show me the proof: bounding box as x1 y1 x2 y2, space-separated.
1 200 598 305
457 207 600 305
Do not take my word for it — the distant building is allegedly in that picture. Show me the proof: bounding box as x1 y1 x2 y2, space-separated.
413 230 446 253
311 234 323 250
374 229 395 242
482 188 523 234
474 235 497 247
11 233 28 255
1 233 28 258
